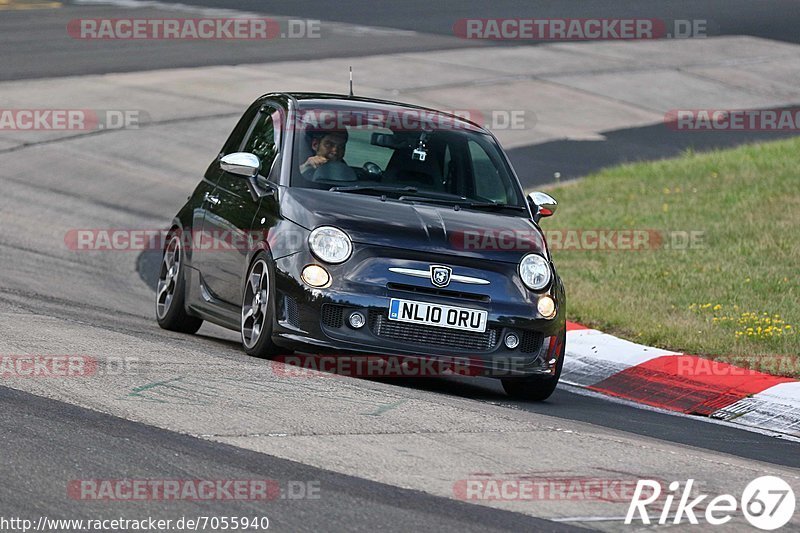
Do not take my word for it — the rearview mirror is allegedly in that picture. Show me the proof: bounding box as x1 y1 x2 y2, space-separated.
528 191 558 223
220 152 260 178
370 132 404 149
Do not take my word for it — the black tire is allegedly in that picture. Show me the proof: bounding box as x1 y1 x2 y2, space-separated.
501 331 565 401
155 232 203 334
241 252 282 358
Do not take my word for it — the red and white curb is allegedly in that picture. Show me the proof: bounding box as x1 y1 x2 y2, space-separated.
563 322 800 438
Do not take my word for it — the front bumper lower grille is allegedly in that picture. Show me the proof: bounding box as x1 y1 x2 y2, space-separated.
320 304 545 357
368 310 499 352
519 330 544 354
321 304 344 328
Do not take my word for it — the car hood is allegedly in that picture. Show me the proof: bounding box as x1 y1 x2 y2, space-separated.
281 188 547 263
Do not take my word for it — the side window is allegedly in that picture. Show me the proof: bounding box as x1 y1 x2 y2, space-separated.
242 106 281 181
221 103 260 156
468 140 507 203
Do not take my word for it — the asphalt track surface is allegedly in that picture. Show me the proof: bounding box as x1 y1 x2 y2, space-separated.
2 2 800 531
4 2 799 183
7 0 800 79
1 2 477 81
0 386 581 532
177 0 800 44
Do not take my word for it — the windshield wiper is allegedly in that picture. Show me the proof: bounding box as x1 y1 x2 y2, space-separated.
329 185 418 195
399 195 527 211
329 186 524 211
398 190 469 203
330 185 472 205
464 201 527 211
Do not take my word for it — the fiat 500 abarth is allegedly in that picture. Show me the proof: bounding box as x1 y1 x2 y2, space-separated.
156 92 566 400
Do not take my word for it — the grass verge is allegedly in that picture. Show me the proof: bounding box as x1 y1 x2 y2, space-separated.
542 138 799 377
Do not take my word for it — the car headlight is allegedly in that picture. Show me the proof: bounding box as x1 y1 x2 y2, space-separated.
519 253 551 290
308 226 352 264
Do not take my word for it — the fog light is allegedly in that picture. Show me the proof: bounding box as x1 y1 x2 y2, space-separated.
538 295 556 319
301 265 330 288
505 333 520 349
349 312 366 329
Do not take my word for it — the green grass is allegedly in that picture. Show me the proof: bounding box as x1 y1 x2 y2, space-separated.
541 138 800 377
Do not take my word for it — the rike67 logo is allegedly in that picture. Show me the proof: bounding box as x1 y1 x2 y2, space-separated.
626 476 796 530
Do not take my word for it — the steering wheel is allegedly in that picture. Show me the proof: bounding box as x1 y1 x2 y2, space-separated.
363 162 383 179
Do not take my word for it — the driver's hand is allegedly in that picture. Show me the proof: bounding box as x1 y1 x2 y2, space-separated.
307 155 328 168
301 155 329 174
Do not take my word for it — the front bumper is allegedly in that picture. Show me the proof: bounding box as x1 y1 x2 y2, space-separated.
270 246 566 378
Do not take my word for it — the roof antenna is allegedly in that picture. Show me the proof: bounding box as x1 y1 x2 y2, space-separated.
348 66 354 97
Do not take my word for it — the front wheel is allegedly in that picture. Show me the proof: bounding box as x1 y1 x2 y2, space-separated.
241 252 281 358
155 232 203 334
501 332 565 401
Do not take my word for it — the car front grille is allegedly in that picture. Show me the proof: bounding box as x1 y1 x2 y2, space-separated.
520 330 545 354
285 295 300 327
368 310 499 352
386 283 490 303
321 304 344 328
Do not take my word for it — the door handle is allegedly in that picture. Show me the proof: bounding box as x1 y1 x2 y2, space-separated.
204 192 220 206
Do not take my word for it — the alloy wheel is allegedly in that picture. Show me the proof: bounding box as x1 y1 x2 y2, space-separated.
242 259 270 348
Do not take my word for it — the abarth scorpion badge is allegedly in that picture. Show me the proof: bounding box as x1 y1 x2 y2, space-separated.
430 265 452 288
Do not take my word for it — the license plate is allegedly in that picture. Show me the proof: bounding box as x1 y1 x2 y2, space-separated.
388 298 488 333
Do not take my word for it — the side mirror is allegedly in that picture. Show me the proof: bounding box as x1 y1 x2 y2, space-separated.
221 152 277 201
528 191 558 223
220 152 260 178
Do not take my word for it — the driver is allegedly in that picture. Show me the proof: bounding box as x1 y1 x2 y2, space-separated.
300 129 349 178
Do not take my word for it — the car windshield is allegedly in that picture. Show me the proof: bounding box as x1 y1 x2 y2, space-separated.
290 102 525 208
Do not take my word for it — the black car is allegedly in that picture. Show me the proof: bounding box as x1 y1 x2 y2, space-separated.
156 92 566 400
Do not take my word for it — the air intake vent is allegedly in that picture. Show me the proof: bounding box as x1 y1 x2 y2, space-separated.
321 304 344 328
369 310 498 352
